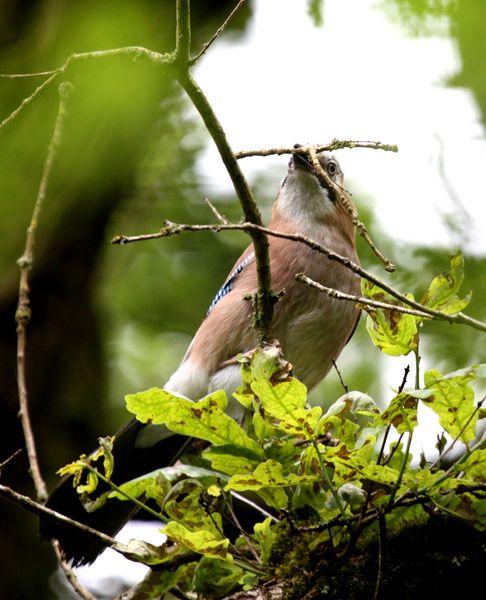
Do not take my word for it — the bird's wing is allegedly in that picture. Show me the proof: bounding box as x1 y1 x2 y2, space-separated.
180 246 255 366
207 249 255 315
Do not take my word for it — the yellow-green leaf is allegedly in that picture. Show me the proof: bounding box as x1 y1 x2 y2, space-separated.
365 306 418 356
127 388 263 457
251 378 321 438
253 517 276 564
163 521 231 560
378 390 433 433
225 459 318 492
421 251 471 314
422 367 481 442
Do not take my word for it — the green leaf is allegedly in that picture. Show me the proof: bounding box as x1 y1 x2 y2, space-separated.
193 557 245 597
421 251 471 314
163 480 224 539
116 539 194 566
422 367 482 442
325 391 381 422
98 436 115 480
252 405 278 441
378 390 431 433
109 472 169 503
233 344 292 410
225 459 318 492
361 280 419 356
121 563 196 598
454 449 486 482
125 387 175 424
253 517 276 564
252 377 321 439
403 467 446 493
203 445 261 476
109 465 226 505
126 388 263 457
431 491 486 530
365 306 418 356
163 521 231 560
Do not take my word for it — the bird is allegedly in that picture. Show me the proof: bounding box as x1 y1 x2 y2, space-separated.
40 147 361 565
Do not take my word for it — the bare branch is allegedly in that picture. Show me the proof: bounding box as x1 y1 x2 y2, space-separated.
0 71 60 133
0 484 119 550
191 0 248 64
295 274 432 319
11 81 98 600
52 540 97 600
0 70 60 78
173 0 274 341
0 47 171 134
0 449 22 471
15 83 72 502
113 220 486 334
235 139 398 159
332 361 349 394
307 146 396 272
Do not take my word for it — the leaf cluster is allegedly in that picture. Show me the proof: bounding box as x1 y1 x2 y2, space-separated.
61 253 485 598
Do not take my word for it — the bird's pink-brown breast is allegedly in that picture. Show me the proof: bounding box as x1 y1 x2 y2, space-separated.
187 207 360 391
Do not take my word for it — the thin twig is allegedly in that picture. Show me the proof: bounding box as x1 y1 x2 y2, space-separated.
190 0 247 64
0 70 60 78
372 513 387 600
13 82 97 599
81 463 163 522
307 146 395 272
332 361 348 393
235 139 398 159
296 275 432 319
312 440 347 520
52 540 96 600
112 220 486 333
381 434 404 467
0 449 22 471
0 47 171 133
0 71 60 133
224 493 261 563
230 491 277 522
386 431 413 511
0 484 119 549
377 366 410 467
15 82 72 501
205 197 229 223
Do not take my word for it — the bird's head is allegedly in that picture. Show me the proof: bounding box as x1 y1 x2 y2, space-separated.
273 145 354 238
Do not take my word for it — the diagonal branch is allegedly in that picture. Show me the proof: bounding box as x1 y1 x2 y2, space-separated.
307 146 395 272
190 0 248 64
174 0 274 341
295 274 432 319
0 484 119 551
112 220 486 333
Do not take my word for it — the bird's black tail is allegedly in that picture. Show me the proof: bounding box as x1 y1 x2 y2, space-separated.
40 420 190 566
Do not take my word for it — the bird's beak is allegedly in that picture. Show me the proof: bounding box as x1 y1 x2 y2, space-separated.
291 144 313 173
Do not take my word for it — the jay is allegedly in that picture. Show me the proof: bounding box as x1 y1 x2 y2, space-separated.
41 149 361 565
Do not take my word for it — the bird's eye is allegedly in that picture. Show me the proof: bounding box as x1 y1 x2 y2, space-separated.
328 162 337 176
